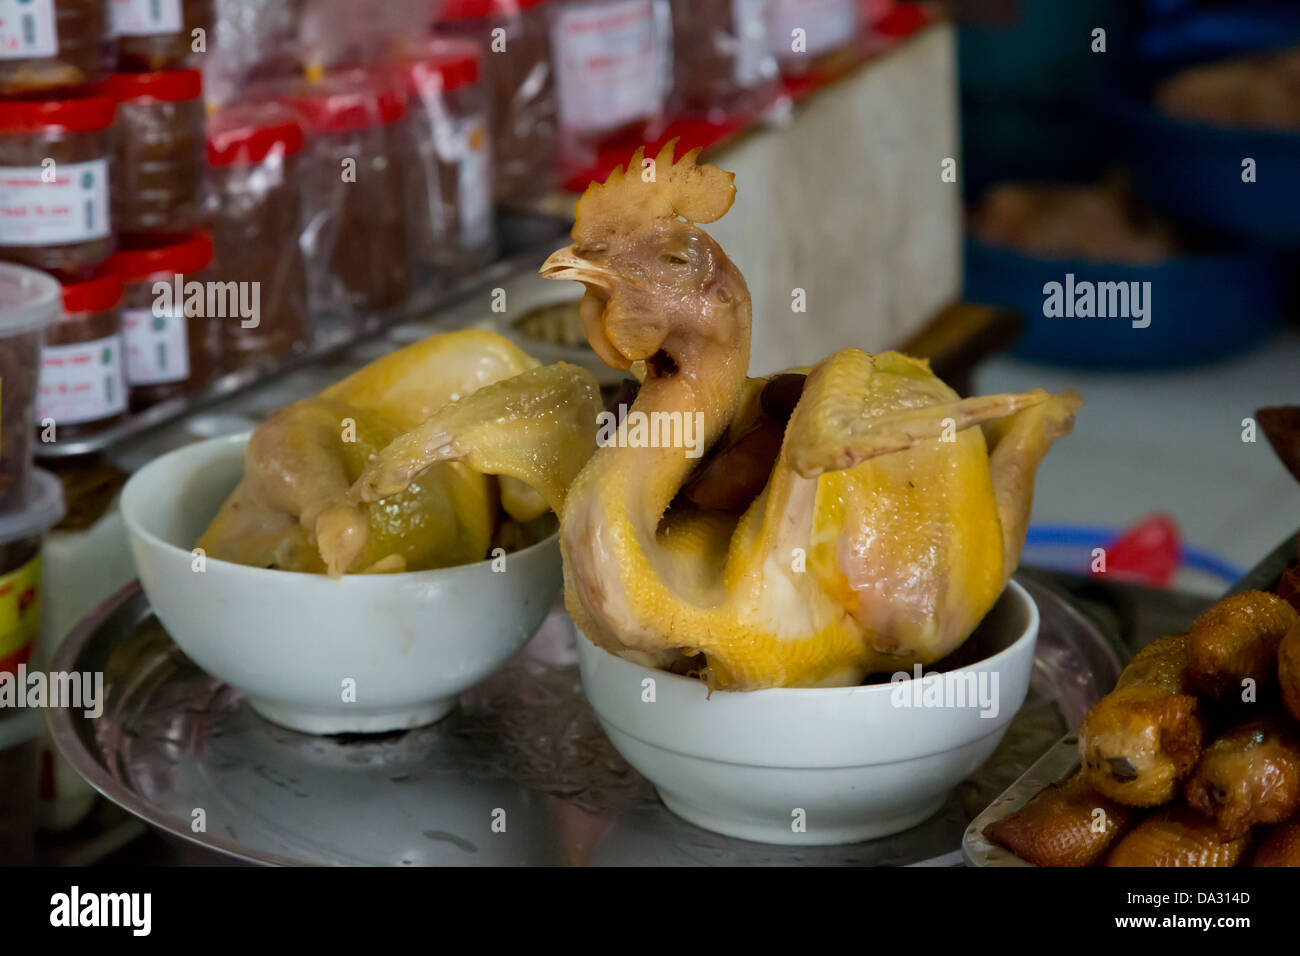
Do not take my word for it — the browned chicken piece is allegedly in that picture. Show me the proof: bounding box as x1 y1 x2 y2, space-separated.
983 772 1139 867
1157 47 1300 131
967 180 1179 264
1187 590 1298 701
1079 633 1205 806
1107 806 1251 868
1185 716 1300 840
1253 821 1300 866
1280 620 1300 723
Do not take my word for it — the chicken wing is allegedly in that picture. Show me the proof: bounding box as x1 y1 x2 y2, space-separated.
1079 633 1205 806
1187 590 1298 701
1253 821 1300 866
983 772 1138 867
1107 805 1250 867
1185 716 1300 840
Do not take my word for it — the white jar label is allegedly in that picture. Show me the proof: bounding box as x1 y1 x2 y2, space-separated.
38 334 127 425
457 117 492 248
0 159 110 247
772 0 856 58
111 0 184 37
0 0 58 60
123 306 190 385
733 0 772 88
553 0 665 133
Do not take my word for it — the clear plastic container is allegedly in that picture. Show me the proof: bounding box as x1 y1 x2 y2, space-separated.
112 231 217 409
102 69 205 240
397 38 498 276
670 0 778 118
435 0 557 204
770 0 859 78
0 469 66 866
206 102 310 368
289 69 411 315
0 0 112 97
0 264 60 511
550 0 671 173
37 270 127 440
111 0 213 72
0 96 116 281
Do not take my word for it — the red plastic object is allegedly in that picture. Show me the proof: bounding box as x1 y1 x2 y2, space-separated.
1092 514 1182 588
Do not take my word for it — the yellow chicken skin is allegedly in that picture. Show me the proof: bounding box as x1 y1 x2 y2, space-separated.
545 142 1080 689
358 142 1082 689
198 330 566 576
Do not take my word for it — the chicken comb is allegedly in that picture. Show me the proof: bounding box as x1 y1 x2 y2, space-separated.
573 138 737 235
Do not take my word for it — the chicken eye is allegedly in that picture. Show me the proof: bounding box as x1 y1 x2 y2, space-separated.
662 254 689 266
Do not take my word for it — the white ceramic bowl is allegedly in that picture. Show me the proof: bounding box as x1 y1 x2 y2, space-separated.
577 580 1039 845
120 433 561 735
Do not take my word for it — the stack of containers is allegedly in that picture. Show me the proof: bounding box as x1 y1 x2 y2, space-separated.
102 8 214 408
0 265 67 865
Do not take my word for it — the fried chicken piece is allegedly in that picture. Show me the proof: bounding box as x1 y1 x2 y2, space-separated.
1080 633 1205 806
1253 821 1300 866
1186 716 1300 840
1107 806 1250 868
1187 591 1298 701
1280 620 1300 723
983 772 1138 867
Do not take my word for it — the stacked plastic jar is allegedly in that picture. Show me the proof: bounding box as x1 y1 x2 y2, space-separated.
770 0 860 78
289 69 411 316
0 0 113 97
669 0 778 118
396 38 498 276
0 97 117 280
435 0 557 203
102 69 206 238
0 266 66 825
110 0 213 72
111 232 217 409
37 269 128 440
206 102 310 367
549 0 671 173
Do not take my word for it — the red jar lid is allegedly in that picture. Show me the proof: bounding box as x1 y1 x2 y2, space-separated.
441 0 548 19
111 232 214 281
101 70 203 103
207 104 305 166
0 97 116 134
402 39 482 95
61 270 124 315
288 72 408 133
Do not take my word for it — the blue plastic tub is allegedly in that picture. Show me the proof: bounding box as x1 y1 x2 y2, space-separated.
1114 96 1300 248
964 236 1285 369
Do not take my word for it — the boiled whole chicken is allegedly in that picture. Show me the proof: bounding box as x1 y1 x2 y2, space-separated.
356 142 1082 689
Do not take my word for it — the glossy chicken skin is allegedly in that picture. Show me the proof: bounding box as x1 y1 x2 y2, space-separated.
1187 590 1298 701
1253 821 1300 866
1185 716 1300 840
531 142 1079 688
1079 633 1205 806
1107 806 1250 868
198 330 553 576
1281 620 1300 723
983 772 1138 867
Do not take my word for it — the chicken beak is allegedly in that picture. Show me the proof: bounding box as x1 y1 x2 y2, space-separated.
540 246 613 287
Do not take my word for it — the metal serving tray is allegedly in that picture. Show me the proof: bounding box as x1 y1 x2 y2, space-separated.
962 532 1298 867
47 575 1122 866
36 211 572 459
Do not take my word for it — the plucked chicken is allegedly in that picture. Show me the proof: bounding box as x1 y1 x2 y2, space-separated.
199 329 600 575
357 142 1082 689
